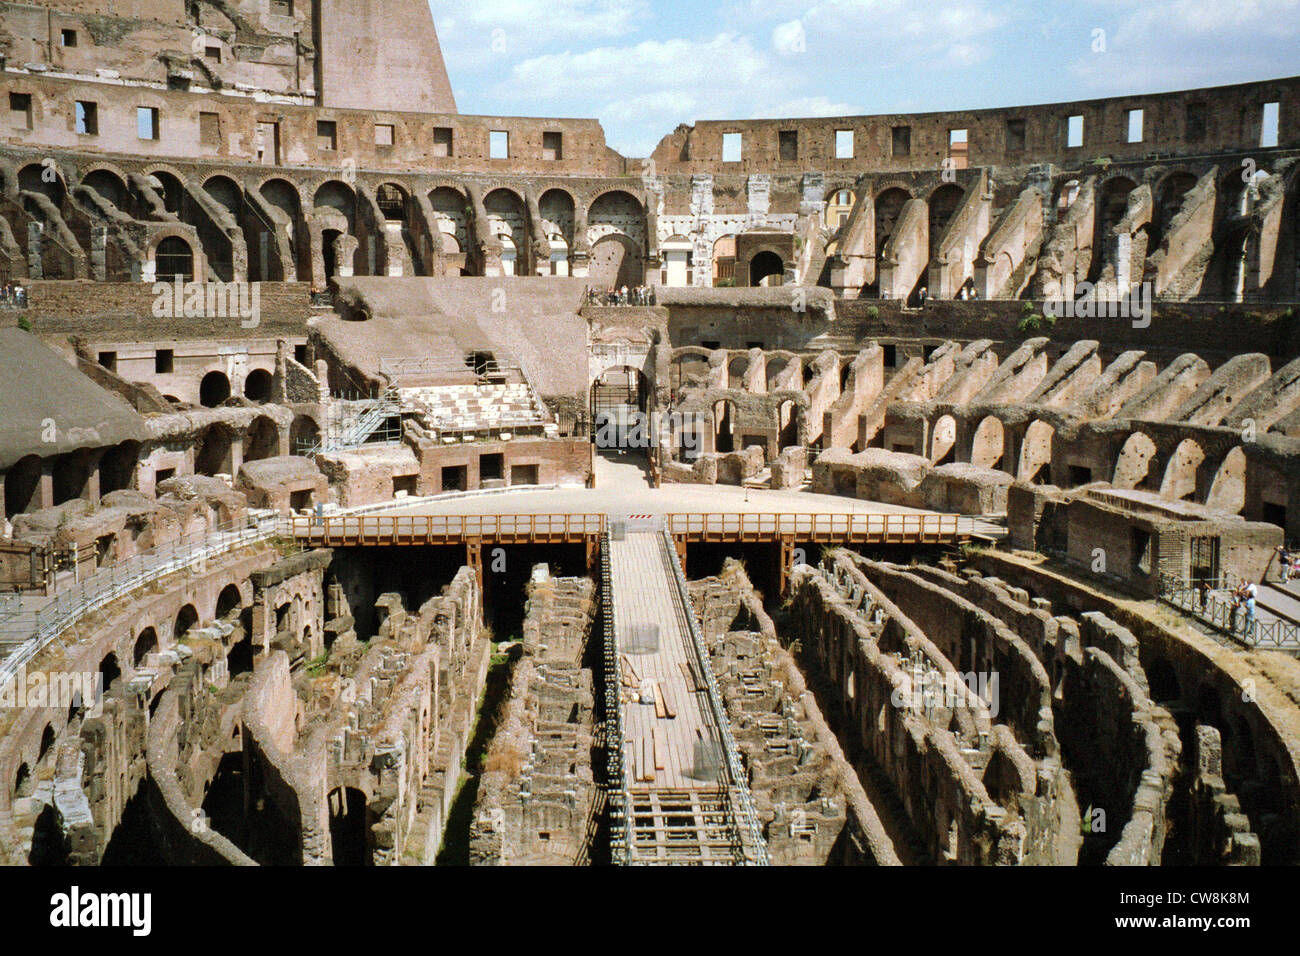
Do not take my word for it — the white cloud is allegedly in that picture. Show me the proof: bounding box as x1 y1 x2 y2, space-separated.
772 20 808 56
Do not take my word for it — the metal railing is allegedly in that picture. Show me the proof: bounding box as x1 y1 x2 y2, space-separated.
0 511 285 692
658 527 770 865
289 512 607 545
307 388 403 457
1157 574 1300 651
601 530 633 864
665 512 974 542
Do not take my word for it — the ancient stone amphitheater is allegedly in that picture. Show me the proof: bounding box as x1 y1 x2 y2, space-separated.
0 0 1297 869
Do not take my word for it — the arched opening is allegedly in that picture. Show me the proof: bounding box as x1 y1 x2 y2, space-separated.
589 191 645 287
1160 439 1206 502
244 416 280 462
671 351 710 392
38 724 56 764
1151 172 1197 248
5 454 42 518
133 627 158 667
484 189 527 276
1018 420 1054 484
1112 433 1158 490
777 399 800 450
82 169 129 210
970 416 1004 469
195 424 234 476
874 188 911 253
1146 657 1180 703
539 189 575 275
930 415 957 465
591 366 649 454
1206 447 1247 514
329 786 372 866
727 355 749 390
714 399 738 454
99 652 121 695
1089 177 1138 282
51 451 93 506
175 604 199 641
314 181 355 219
290 415 321 456
204 175 242 216
148 170 185 215
199 370 231 407
100 441 139 495
376 183 407 222
749 251 785 287
928 184 965 258
590 234 642 290
321 228 342 280
429 186 469 275
155 236 194 283
216 584 243 620
13 763 32 799
19 162 65 206
243 369 273 403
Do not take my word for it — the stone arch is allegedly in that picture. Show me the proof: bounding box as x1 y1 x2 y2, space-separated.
727 354 750 390
1091 176 1138 283
147 168 186 215
539 188 576 275
874 187 911 251
244 415 280 462
314 180 356 222
1112 432 1158 490
1151 170 1198 247
152 234 196 283
133 626 158 668
1017 420 1054 484
216 583 244 620
100 440 140 494
37 724 56 764
199 370 231 407
712 234 738 286
18 162 66 205
203 174 243 216
590 233 643 289
765 354 793 391
970 416 1005 469
375 182 408 222
670 349 711 392
428 185 469 271
777 398 800 449
1160 438 1206 502
13 763 31 799
714 398 739 454
930 415 958 465
1206 446 1247 514
484 188 528 276
175 603 199 641
749 250 785 287
99 652 121 694
196 423 235 476
243 368 273 403
1146 657 1181 703
81 167 129 210
927 183 965 257
290 414 320 455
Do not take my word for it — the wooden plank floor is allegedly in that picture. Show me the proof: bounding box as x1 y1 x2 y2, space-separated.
608 531 719 795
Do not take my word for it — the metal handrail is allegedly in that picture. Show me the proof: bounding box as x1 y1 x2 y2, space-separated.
658 527 770 865
1157 574 1300 651
601 530 633 864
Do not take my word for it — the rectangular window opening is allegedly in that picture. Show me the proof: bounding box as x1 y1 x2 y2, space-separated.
891 125 911 157
316 119 337 151
779 129 798 162
60 29 77 47
1261 101 1280 148
75 100 97 136
722 132 743 163
489 130 510 159
1126 108 1144 143
1066 114 1084 149
433 126 454 157
375 123 395 148
137 106 160 141
155 349 174 374
9 93 32 130
199 111 220 148
835 129 854 159
542 130 563 161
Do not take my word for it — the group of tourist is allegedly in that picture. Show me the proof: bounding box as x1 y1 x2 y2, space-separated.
587 285 656 307
1278 545 1300 582
1231 579 1259 635
0 282 27 309
905 284 979 307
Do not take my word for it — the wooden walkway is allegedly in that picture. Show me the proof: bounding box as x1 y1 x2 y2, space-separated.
607 529 720 793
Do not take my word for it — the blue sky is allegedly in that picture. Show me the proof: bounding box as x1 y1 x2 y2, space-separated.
430 0 1300 157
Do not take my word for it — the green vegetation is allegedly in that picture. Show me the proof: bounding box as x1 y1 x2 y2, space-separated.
17 315 31 332
867 305 880 321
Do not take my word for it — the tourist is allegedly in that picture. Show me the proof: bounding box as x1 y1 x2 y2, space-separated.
918 286 928 306
1279 546 1293 582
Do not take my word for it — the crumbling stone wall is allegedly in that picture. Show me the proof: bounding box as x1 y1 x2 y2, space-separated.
470 569 598 866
